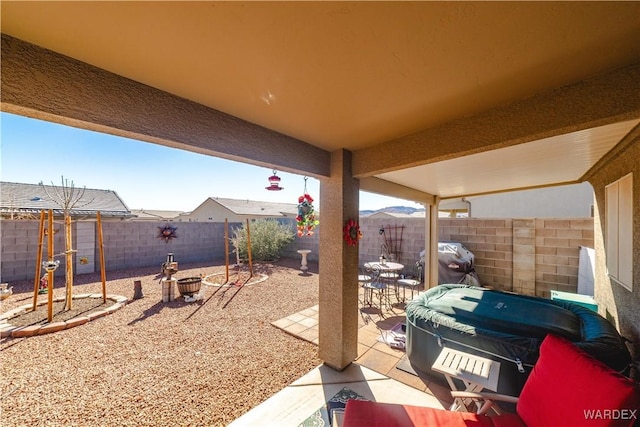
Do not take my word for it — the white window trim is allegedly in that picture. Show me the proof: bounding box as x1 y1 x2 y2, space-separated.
605 173 633 291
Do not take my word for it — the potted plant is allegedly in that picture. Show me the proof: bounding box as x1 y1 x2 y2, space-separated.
296 193 319 236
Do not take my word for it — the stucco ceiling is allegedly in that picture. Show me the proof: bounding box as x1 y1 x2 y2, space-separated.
2 2 640 200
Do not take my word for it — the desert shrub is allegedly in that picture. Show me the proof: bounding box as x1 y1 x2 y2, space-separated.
231 219 295 262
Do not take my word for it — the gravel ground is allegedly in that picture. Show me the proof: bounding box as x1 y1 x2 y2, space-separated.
0 258 321 426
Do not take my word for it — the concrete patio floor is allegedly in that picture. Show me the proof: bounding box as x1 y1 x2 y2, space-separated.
228 362 446 427
230 291 455 426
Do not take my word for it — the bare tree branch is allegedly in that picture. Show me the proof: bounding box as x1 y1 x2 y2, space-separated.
40 176 95 215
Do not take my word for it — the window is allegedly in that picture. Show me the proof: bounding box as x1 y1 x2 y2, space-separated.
605 173 633 290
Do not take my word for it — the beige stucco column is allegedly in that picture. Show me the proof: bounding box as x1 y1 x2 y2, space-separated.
318 149 359 370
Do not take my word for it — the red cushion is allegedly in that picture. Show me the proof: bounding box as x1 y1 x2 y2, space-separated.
342 400 513 427
517 334 640 427
489 413 527 427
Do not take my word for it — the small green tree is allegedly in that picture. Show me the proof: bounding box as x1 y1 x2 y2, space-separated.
231 219 295 262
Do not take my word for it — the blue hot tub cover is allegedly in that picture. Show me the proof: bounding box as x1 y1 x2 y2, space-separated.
406 284 631 395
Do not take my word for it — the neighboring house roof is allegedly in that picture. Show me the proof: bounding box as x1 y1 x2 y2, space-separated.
368 212 423 219
0 181 132 218
130 209 187 221
206 197 299 217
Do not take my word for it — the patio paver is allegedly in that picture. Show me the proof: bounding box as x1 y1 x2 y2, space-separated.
266 288 456 424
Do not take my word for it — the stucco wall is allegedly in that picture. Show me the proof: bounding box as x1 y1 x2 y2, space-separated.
467 183 594 218
183 199 241 223
588 132 640 360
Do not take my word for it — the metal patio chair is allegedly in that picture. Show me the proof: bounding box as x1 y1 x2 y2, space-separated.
396 257 423 303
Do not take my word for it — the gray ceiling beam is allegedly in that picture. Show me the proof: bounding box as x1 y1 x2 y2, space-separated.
1 34 331 178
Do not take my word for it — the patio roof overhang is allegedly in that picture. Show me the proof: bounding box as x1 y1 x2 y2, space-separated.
1 2 639 202
2 0 640 394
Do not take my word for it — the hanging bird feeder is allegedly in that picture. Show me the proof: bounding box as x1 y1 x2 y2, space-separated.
266 169 284 191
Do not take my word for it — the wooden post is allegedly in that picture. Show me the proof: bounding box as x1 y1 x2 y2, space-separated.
133 280 143 300
224 218 229 283
97 211 107 302
47 209 54 323
65 214 73 310
32 210 45 311
245 219 253 278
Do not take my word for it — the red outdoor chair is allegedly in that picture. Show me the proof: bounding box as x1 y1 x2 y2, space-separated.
343 334 640 427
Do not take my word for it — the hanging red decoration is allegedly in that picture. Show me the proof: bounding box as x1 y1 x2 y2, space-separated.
296 177 318 236
343 218 362 246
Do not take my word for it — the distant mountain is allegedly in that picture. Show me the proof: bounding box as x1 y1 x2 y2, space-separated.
360 206 426 217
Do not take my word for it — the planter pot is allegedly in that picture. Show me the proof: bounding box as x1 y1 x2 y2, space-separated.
300 205 311 215
0 283 12 301
176 277 202 296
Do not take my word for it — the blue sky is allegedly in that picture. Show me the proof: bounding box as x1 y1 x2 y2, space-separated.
1 112 417 212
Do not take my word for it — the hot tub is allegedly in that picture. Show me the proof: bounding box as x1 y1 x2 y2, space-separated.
406 284 631 396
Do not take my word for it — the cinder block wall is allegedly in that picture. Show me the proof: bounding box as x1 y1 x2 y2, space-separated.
439 217 594 297
285 218 425 269
534 218 594 296
0 219 67 282
1 217 593 298
0 220 229 281
100 221 227 271
439 218 514 291
283 226 319 261
358 218 425 273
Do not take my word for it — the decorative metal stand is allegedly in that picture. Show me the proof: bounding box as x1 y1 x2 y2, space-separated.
160 253 178 302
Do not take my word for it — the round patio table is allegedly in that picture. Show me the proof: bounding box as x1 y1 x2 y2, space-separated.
364 261 404 271
364 261 404 303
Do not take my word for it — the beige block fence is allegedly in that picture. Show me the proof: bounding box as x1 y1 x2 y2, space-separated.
1 217 593 298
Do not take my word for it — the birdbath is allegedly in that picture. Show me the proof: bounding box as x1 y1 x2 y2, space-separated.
296 249 311 271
